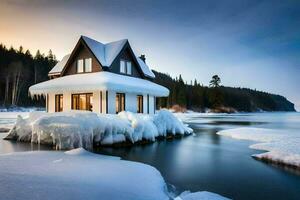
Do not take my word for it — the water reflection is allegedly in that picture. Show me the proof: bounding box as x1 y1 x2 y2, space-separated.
0 133 53 154
192 127 221 145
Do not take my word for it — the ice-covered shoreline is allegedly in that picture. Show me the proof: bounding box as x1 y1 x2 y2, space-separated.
217 127 300 169
5 109 193 150
0 148 229 200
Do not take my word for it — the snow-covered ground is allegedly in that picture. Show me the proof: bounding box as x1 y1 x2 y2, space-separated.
0 148 229 200
5 110 192 149
217 127 300 168
0 148 167 200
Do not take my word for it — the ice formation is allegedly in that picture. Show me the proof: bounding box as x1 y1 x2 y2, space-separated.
217 127 300 168
175 191 231 200
5 109 193 150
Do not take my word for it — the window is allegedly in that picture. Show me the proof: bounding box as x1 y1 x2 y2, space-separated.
120 60 126 73
85 58 92 72
77 58 92 73
55 94 63 112
137 95 143 113
120 60 132 75
116 93 125 113
77 59 84 73
126 61 132 75
72 93 93 111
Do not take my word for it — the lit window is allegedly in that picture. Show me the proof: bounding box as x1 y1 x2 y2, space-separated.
126 61 132 75
55 94 63 112
116 93 125 113
77 59 84 73
120 60 126 73
85 58 92 72
72 93 93 111
137 95 143 113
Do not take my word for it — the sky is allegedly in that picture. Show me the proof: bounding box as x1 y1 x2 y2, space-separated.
0 0 299 110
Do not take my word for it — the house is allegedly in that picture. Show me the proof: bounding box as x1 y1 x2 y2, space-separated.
29 36 169 114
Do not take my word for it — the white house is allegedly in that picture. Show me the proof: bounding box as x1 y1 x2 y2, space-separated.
29 36 169 114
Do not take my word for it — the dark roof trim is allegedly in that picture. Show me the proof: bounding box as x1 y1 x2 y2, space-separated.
60 36 103 76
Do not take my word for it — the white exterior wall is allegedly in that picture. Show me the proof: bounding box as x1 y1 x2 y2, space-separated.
125 93 137 112
142 95 147 114
107 91 116 114
63 92 71 112
48 93 55 113
92 91 100 113
148 95 155 114
101 91 107 114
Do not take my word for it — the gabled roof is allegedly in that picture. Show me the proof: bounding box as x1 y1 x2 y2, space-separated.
136 55 155 78
81 36 128 67
49 36 155 78
49 54 70 75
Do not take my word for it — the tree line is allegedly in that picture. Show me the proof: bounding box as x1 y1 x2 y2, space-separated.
153 71 295 112
0 44 57 107
0 43 295 112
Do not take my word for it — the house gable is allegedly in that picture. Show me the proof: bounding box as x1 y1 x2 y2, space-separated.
61 38 103 76
53 36 154 79
108 42 144 78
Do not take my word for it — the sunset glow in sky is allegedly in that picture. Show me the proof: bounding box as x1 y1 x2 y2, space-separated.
1 0 299 110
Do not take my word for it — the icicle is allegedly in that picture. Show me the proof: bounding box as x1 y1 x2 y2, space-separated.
6 110 192 150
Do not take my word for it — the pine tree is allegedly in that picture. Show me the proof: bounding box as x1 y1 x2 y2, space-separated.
47 49 54 61
209 75 221 88
18 46 24 54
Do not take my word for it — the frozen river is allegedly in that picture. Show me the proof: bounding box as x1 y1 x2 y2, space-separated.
1 112 300 200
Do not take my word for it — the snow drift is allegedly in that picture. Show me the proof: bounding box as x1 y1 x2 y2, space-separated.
217 127 300 168
0 148 229 200
0 148 168 200
5 109 193 150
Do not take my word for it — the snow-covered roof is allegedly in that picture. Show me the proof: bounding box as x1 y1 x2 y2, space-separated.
48 54 70 75
30 72 169 97
82 36 128 67
49 36 155 78
136 56 155 78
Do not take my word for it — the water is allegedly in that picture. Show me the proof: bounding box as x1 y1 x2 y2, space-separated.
1 112 300 200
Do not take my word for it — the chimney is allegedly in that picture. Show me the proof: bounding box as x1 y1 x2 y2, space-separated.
139 54 146 63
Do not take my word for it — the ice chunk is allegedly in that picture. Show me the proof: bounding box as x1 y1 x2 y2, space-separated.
154 109 193 136
5 110 193 150
217 127 300 168
175 191 231 200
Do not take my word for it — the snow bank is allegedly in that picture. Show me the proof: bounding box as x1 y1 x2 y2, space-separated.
0 148 229 200
0 148 168 200
5 109 193 150
217 127 300 168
